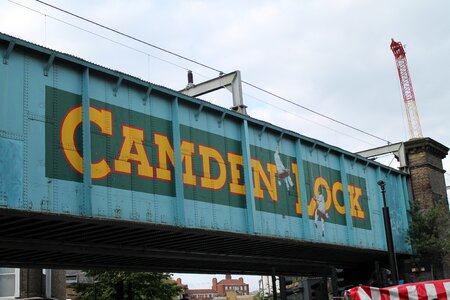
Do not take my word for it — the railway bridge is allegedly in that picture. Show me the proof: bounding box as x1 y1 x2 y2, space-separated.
2 33 443 288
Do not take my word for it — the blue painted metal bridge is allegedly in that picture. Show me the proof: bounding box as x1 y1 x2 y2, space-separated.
0 33 412 276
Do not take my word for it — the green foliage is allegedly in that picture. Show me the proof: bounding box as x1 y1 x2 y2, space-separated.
407 201 450 272
73 271 182 300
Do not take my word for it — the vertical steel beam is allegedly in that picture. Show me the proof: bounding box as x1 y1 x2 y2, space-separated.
378 181 399 285
279 275 286 300
241 120 256 234
172 97 185 226
401 175 411 213
271 268 278 300
22 56 30 209
44 269 51 298
295 139 310 239
14 269 20 298
396 173 408 229
339 154 354 245
82 67 92 216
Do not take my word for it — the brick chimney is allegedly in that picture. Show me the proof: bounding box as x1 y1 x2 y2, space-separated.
212 277 217 291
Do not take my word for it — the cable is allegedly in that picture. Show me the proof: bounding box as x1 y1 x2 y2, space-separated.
31 0 390 144
243 92 378 147
242 80 390 144
8 0 214 78
34 0 224 74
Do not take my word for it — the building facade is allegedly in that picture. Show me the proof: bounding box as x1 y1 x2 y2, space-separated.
184 274 250 300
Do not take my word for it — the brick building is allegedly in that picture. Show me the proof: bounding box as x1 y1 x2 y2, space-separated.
214 274 250 296
184 274 250 300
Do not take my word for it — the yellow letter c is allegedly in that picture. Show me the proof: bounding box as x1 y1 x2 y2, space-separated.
60 105 112 179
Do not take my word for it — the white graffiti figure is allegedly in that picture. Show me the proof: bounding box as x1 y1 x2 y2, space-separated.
274 146 294 190
314 190 329 237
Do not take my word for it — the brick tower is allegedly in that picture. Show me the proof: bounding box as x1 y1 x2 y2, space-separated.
404 138 448 208
403 137 449 278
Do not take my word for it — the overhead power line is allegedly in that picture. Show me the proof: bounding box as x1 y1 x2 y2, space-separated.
32 0 390 144
34 0 223 74
242 81 389 143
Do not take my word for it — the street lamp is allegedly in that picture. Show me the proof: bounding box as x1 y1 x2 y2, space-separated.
377 180 399 285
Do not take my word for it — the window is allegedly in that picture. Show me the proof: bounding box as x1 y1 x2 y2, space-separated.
0 268 19 298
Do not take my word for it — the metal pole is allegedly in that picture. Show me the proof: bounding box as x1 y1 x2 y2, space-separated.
271 268 278 300
279 276 286 300
377 180 399 285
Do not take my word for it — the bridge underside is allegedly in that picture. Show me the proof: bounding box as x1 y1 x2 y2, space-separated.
0 208 399 276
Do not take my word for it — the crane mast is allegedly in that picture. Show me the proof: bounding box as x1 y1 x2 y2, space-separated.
390 39 423 139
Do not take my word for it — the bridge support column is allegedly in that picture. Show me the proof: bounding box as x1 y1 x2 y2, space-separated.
20 268 43 298
403 138 448 208
19 268 67 299
51 269 67 299
403 137 449 278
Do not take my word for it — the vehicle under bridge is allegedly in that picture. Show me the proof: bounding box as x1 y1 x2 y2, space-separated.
0 32 412 278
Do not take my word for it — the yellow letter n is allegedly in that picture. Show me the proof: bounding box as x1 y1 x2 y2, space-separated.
251 159 278 202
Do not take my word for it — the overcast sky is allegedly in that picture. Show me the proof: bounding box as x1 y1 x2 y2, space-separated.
1 0 449 291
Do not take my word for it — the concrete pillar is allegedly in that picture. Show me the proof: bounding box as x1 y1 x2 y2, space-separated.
51 269 67 299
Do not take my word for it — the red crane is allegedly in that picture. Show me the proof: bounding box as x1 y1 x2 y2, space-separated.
390 39 423 139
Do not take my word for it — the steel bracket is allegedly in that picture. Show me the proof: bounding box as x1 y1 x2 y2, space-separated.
309 143 317 154
44 52 56 76
195 104 204 121
143 86 152 105
277 131 285 143
218 111 227 127
113 75 123 96
3 40 15 64
324 148 331 160
180 70 247 115
258 125 267 140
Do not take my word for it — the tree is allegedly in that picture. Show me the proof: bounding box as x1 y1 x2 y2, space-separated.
73 270 182 300
407 201 450 279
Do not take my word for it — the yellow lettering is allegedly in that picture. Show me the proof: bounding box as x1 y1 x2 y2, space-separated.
181 141 197 186
154 133 173 181
348 185 365 219
251 159 278 201
332 181 346 215
114 125 153 178
153 133 197 185
291 163 302 215
60 105 112 179
227 153 245 195
199 145 227 190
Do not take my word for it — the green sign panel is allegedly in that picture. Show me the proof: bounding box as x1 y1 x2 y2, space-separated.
45 86 371 229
